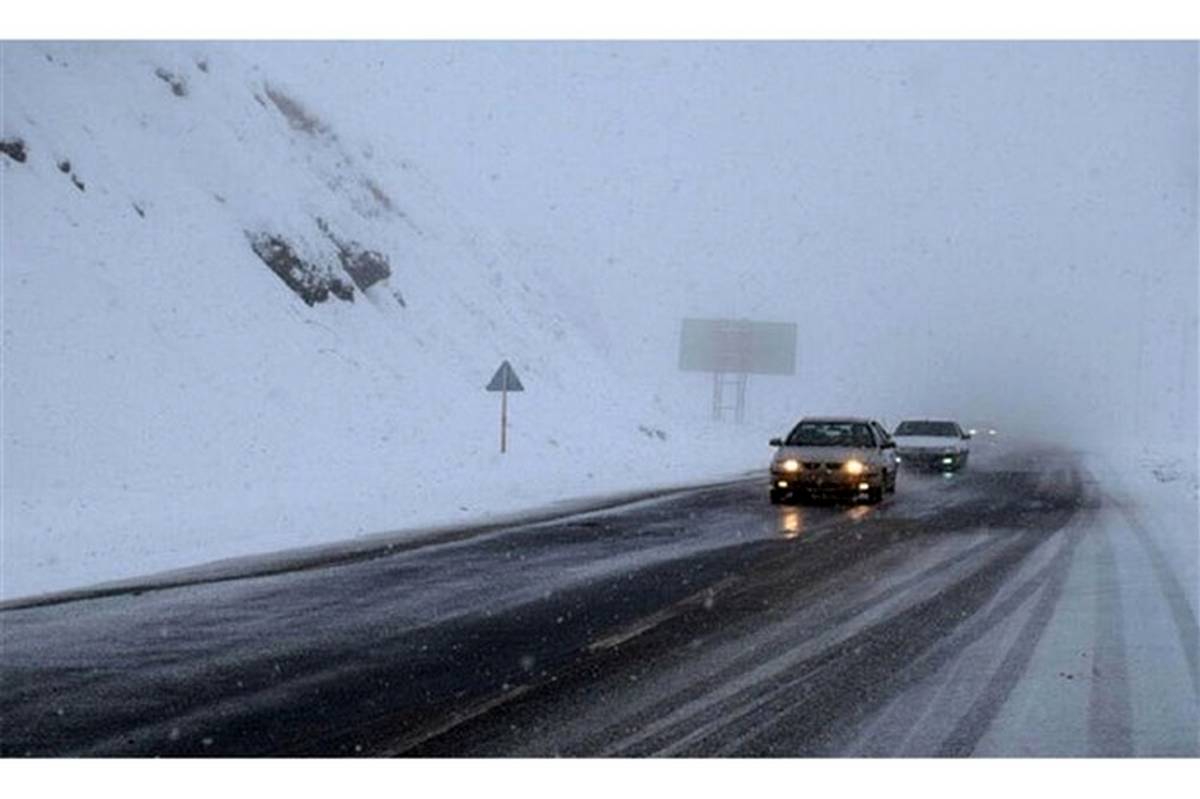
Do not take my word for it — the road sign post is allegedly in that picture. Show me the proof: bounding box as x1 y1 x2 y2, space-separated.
486 360 524 454
501 383 507 453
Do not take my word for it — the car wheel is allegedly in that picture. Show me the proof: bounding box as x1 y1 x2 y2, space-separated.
886 469 897 493
867 483 884 504
770 489 787 505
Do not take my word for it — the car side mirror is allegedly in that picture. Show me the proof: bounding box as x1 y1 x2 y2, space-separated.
882 441 895 449
962 433 972 440
769 438 783 447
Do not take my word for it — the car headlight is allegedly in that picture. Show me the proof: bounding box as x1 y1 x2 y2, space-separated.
843 459 865 475
778 458 800 472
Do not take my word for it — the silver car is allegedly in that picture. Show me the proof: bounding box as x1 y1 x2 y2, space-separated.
768 417 898 504
892 419 971 472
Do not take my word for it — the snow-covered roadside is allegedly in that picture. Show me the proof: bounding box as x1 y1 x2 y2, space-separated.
2 423 772 603
1 42 787 602
1092 445 1199 617
974 445 1198 755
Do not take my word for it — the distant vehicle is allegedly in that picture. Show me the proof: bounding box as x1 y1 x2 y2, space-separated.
768 417 898 505
892 419 971 472
966 425 999 439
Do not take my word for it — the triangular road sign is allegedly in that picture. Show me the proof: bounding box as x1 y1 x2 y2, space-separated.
486 360 524 392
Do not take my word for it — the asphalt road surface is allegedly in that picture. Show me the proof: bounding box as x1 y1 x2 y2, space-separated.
2 444 1196 756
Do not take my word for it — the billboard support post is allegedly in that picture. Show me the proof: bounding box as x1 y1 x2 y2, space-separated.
678 318 796 423
711 371 749 422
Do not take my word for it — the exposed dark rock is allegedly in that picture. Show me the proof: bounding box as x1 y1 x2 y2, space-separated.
0 138 27 163
57 159 70 173
153 67 188 97
263 85 326 135
341 247 391 292
315 218 398 298
247 232 354 307
132 202 145 218
638 425 669 441
362 178 394 213
196 58 209 74
70 174 85 192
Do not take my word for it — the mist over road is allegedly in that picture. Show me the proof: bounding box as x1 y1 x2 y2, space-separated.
1 442 1195 757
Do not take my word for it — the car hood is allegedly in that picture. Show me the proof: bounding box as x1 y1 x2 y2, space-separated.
894 435 966 451
772 445 873 463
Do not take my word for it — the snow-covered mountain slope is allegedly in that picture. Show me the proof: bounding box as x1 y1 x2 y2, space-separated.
1 42 765 601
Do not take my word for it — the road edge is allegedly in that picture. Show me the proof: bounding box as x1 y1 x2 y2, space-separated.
0 471 761 612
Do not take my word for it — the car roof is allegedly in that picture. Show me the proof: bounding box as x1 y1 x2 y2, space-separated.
798 416 876 424
896 419 960 424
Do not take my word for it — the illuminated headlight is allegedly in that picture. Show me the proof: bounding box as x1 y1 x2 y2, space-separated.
779 459 800 473
968 428 977 436
942 456 954 465
857 482 870 492
843 459 865 476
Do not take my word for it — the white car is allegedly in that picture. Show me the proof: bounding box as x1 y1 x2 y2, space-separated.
892 419 971 472
768 417 898 504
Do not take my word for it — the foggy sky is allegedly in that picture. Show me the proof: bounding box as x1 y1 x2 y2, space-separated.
247 41 1197 448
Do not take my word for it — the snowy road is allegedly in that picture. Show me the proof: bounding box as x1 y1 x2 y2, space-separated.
1 443 1196 756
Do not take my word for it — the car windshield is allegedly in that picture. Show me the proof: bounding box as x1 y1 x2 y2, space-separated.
786 421 875 447
894 421 960 437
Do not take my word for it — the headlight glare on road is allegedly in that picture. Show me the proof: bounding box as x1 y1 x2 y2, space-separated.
844 459 865 475
780 458 800 472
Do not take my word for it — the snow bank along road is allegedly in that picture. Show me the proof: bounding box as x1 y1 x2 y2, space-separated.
1 443 1196 756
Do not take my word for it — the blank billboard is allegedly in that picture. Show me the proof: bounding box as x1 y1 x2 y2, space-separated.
678 318 797 375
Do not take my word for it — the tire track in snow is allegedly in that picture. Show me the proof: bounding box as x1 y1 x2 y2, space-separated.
722 518 1080 756
405 464 1085 757
1086 524 1134 755
590 534 1010 756
933 516 1089 754
1108 495 1199 696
